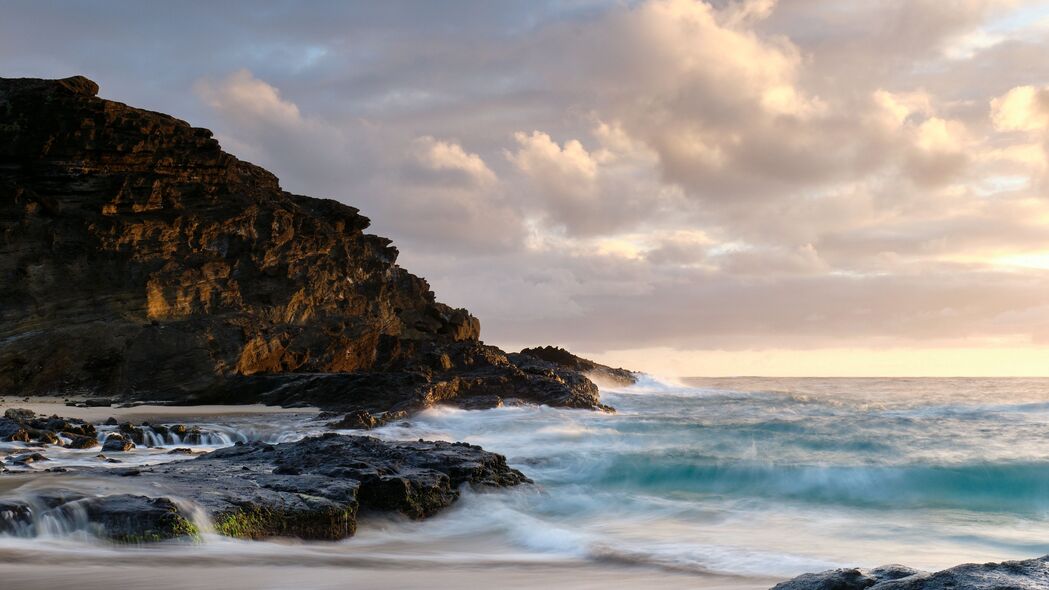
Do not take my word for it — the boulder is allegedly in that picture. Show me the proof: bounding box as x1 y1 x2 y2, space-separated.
102 434 135 452
3 408 35 422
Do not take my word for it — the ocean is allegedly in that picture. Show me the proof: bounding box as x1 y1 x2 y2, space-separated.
3 377 1049 589
364 376 1049 577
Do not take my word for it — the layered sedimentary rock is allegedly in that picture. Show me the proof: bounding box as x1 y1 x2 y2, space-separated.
0 76 604 412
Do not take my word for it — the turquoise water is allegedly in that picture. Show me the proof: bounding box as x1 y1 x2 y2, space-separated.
369 376 1049 577
4 377 1049 583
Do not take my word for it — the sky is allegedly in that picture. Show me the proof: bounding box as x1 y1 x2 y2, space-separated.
4 0 1049 376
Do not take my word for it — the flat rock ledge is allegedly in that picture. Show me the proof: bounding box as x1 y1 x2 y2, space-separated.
772 556 1049 590
0 433 529 542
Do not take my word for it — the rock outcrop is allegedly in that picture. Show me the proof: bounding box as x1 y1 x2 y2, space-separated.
0 408 97 447
0 433 529 542
0 75 604 413
517 346 638 387
772 556 1049 589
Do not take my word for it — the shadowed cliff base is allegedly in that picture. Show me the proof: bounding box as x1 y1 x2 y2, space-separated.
0 75 618 415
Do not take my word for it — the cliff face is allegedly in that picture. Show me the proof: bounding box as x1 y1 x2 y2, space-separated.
517 346 638 387
0 76 605 413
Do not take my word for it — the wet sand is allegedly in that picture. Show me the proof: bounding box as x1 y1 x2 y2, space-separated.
0 562 774 590
0 396 318 423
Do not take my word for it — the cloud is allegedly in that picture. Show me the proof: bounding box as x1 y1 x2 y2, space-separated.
8 0 1049 372
194 68 302 127
507 131 597 198
409 136 497 188
992 85 1049 131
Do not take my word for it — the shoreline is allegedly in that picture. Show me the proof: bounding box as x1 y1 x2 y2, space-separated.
0 397 319 423
0 554 775 590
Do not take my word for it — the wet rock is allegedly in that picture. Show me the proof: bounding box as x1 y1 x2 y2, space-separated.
64 434 100 449
181 427 205 445
0 418 30 442
0 75 610 416
166 448 195 455
32 416 96 438
118 422 145 445
83 398 113 407
0 494 197 542
8 452 48 465
327 410 379 430
457 395 504 410
77 495 195 541
71 433 530 541
104 417 118 426
4 408 35 422
772 558 1049 589
102 435 135 452
517 346 639 387
25 429 59 445
0 500 33 533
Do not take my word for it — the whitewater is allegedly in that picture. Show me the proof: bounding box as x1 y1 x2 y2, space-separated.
3 377 1049 589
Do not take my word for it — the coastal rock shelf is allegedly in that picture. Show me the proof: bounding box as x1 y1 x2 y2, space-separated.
0 432 529 542
516 346 638 387
773 556 1049 589
0 75 610 414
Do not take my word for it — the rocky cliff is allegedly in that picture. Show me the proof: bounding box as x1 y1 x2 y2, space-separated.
0 76 606 413
517 346 638 387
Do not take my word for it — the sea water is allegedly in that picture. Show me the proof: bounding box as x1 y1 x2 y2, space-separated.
364 376 1049 577
3 377 1049 587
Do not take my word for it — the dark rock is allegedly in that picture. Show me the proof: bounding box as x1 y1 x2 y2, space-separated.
101 434 135 452
77 495 194 541
3 408 35 422
772 557 1049 589
83 398 114 407
0 493 196 542
166 447 195 455
0 499 33 533
54 433 531 542
64 434 100 449
33 416 95 437
25 429 59 445
327 409 379 430
118 422 145 444
0 75 609 415
8 452 48 465
104 417 118 426
518 346 639 387
0 418 29 442
181 427 205 445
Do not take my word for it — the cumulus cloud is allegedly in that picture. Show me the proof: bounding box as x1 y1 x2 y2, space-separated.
409 136 497 188
194 69 302 127
992 85 1049 131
